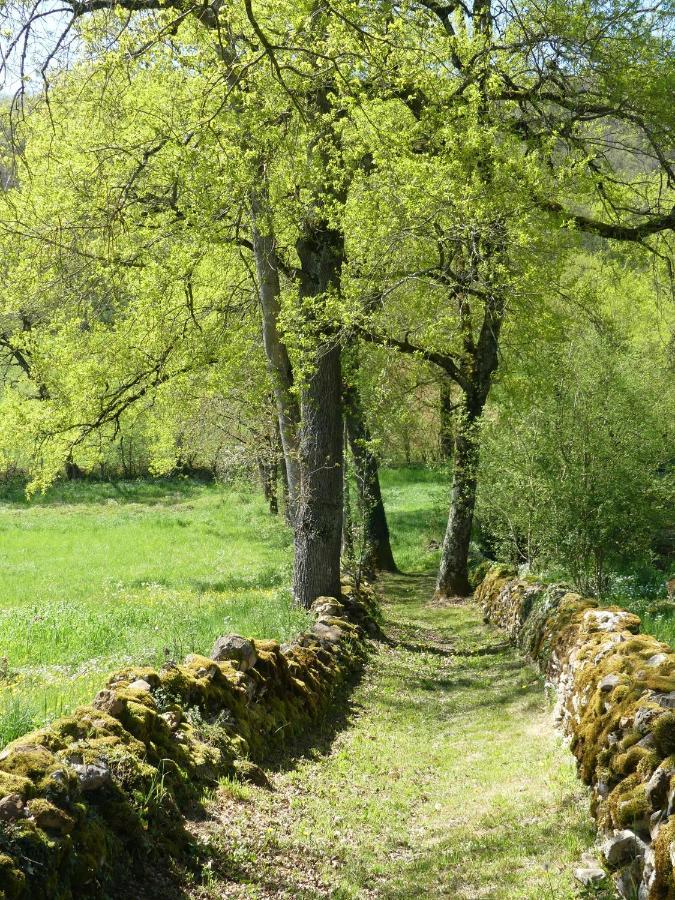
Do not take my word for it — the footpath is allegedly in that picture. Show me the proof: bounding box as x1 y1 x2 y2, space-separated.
188 574 599 899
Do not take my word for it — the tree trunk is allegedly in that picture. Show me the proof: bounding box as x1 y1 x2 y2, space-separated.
257 457 278 515
342 424 355 561
435 402 481 597
435 293 504 599
292 223 345 607
439 377 454 460
343 358 397 574
250 188 301 524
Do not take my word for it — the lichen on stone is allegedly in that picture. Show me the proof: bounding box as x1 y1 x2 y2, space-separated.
477 565 675 900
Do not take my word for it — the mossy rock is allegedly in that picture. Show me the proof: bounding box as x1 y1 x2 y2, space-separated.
0 581 373 898
0 853 26 899
653 712 675 756
653 816 675 897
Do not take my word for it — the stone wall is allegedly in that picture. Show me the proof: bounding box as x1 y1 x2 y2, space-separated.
477 565 675 900
0 583 377 899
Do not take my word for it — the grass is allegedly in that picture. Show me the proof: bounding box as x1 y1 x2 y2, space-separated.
378 466 449 573
0 476 307 747
0 463 666 757
0 466 450 749
189 574 601 899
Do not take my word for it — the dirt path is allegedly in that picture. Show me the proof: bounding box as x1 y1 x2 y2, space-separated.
189 574 598 899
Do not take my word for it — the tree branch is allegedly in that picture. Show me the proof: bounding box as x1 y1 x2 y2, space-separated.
353 324 469 391
542 200 675 242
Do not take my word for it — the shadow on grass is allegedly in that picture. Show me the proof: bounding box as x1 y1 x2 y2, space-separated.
369 811 596 900
264 661 368 774
0 476 211 506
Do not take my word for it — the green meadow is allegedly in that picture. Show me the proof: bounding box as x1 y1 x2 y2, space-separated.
0 466 668 751
0 478 302 747
0 469 448 748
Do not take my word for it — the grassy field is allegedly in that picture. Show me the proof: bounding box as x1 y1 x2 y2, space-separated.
0 465 668 752
0 468 448 749
0 478 307 747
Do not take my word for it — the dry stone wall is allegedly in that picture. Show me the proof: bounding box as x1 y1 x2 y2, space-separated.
0 583 377 900
477 565 675 900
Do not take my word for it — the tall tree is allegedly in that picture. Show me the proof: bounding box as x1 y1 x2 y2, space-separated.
0 0 672 603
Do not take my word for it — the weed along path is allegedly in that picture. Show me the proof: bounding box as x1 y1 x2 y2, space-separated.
189 575 598 899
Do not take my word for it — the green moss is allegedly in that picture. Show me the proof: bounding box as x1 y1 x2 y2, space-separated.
0 772 33 799
27 798 76 835
0 852 26 899
0 586 373 898
652 712 675 757
479 570 675 895
0 747 59 792
653 817 675 897
612 745 650 777
70 817 109 884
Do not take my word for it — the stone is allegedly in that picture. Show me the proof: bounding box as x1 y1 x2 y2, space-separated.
596 780 610 799
0 743 48 764
311 623 343 644
128 678 153 693
92 689 126 717
654 692 675 709
49 769 68 785
650 810 664 839
646 653 669 668
28 800 74 835
233 759 272 789
160 710 182 731
210 635 257 671
646 767 670 809
634 706 662 734
602 830 643 868
585 609 638 633
574 866 606 887
195 665 219 680
599 674 622 692
0 794 26 822
311 597 345 619
667 785 675 818
615 864 642 899
70 761 111 792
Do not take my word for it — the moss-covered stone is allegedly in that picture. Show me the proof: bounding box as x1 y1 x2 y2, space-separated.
476 565 675 899
0 580 375 898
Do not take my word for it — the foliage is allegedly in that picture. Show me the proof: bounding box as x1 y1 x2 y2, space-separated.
477 279 674 593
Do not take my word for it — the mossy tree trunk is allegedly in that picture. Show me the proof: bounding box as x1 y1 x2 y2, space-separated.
292 221 345 608
343 348 397 574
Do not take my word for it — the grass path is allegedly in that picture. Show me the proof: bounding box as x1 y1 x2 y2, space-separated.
190 574 598 899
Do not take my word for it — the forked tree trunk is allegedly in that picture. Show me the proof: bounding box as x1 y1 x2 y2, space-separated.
251 188 301 524
343 362 397 574
435 293 504 599
292 223 345 607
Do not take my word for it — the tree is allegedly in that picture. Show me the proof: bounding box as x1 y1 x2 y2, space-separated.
0 0 672 603
477 271 674 593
